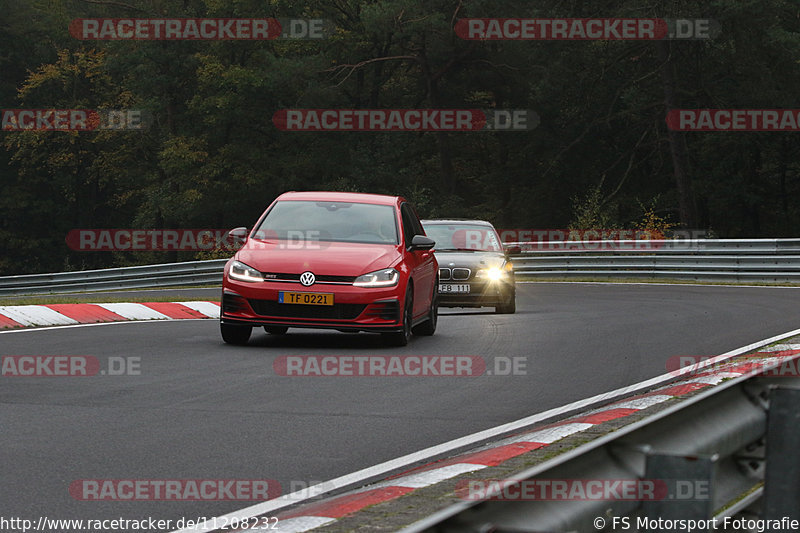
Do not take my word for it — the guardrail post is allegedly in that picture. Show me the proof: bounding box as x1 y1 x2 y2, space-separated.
764 386 800 520
642 453 717 529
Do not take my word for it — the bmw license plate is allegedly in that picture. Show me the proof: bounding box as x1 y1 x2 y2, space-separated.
279 292 334 305
439 284 470 294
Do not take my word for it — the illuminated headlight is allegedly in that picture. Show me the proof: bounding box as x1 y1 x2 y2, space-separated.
228 260 264 282
353 268 399 287
476 267 503 280
477 262 512 281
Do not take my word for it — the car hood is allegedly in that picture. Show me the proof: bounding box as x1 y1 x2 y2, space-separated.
236 240 402 276
434 250 507 269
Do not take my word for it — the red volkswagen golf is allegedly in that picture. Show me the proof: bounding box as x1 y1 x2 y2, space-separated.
220 191 438 346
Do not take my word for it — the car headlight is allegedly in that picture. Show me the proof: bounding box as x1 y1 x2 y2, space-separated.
228 260 264 282
353 268 399 287
476 262 512 281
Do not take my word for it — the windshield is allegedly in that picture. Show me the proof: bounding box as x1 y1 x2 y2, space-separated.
253 200 399 245
422 223 502 251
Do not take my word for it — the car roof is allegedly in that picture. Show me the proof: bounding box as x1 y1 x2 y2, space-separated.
421 218 496 227
276 191 402 206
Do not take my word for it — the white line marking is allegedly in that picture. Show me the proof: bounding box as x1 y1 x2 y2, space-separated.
684 373 743 385
610 395 673 410
176 301 220 318
760 344 800 352
508 423 594 444
0 305 78 326
95 303 171 320
377 463 487 489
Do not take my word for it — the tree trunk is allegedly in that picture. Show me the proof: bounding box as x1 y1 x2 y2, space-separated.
419 54 455 194
657 40 697 228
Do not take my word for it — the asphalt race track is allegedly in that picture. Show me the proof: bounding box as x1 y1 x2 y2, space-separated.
2 283 799 529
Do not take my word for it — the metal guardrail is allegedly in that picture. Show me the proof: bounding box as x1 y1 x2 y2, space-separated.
1 239 799 296
401 347 800 533
0 259 227 296
507 238 800 282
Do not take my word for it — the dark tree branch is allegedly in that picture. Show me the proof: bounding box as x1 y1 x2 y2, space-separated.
78 0 146 12
323 55 419 86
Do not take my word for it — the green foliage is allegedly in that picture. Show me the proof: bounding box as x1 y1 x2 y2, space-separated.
635 198 678 238
569 186 618 230
2 0 800 274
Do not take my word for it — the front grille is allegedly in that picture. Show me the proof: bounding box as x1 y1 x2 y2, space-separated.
316 274 357 283
452 268 471 280
248 299 366 320
263 272 300 282
262 272 356 284
439 268 451 280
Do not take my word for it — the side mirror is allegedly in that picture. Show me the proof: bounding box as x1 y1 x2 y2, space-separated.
410 235 435 251
228 227 248 243
505 245 522 256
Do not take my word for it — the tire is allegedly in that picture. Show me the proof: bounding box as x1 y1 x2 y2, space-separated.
264 326 289 335
412 279 438 336
221 322 252 345
495 289 516 314
383 284 413 346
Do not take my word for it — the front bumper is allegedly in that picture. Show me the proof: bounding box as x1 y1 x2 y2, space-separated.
438 279 515 308
220 279 405 332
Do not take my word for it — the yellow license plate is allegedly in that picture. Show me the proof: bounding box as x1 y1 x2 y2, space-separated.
278 291 334 306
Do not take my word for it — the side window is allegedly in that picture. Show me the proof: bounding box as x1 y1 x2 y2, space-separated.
407 204 425 236
400 204 416 246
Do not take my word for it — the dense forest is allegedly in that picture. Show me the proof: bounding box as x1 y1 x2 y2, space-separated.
1 0 799 275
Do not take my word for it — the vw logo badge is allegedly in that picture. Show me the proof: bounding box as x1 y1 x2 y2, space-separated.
300 271 316 287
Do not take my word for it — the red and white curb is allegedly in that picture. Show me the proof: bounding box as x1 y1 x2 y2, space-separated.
0 301 219 329
232 345 800 533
